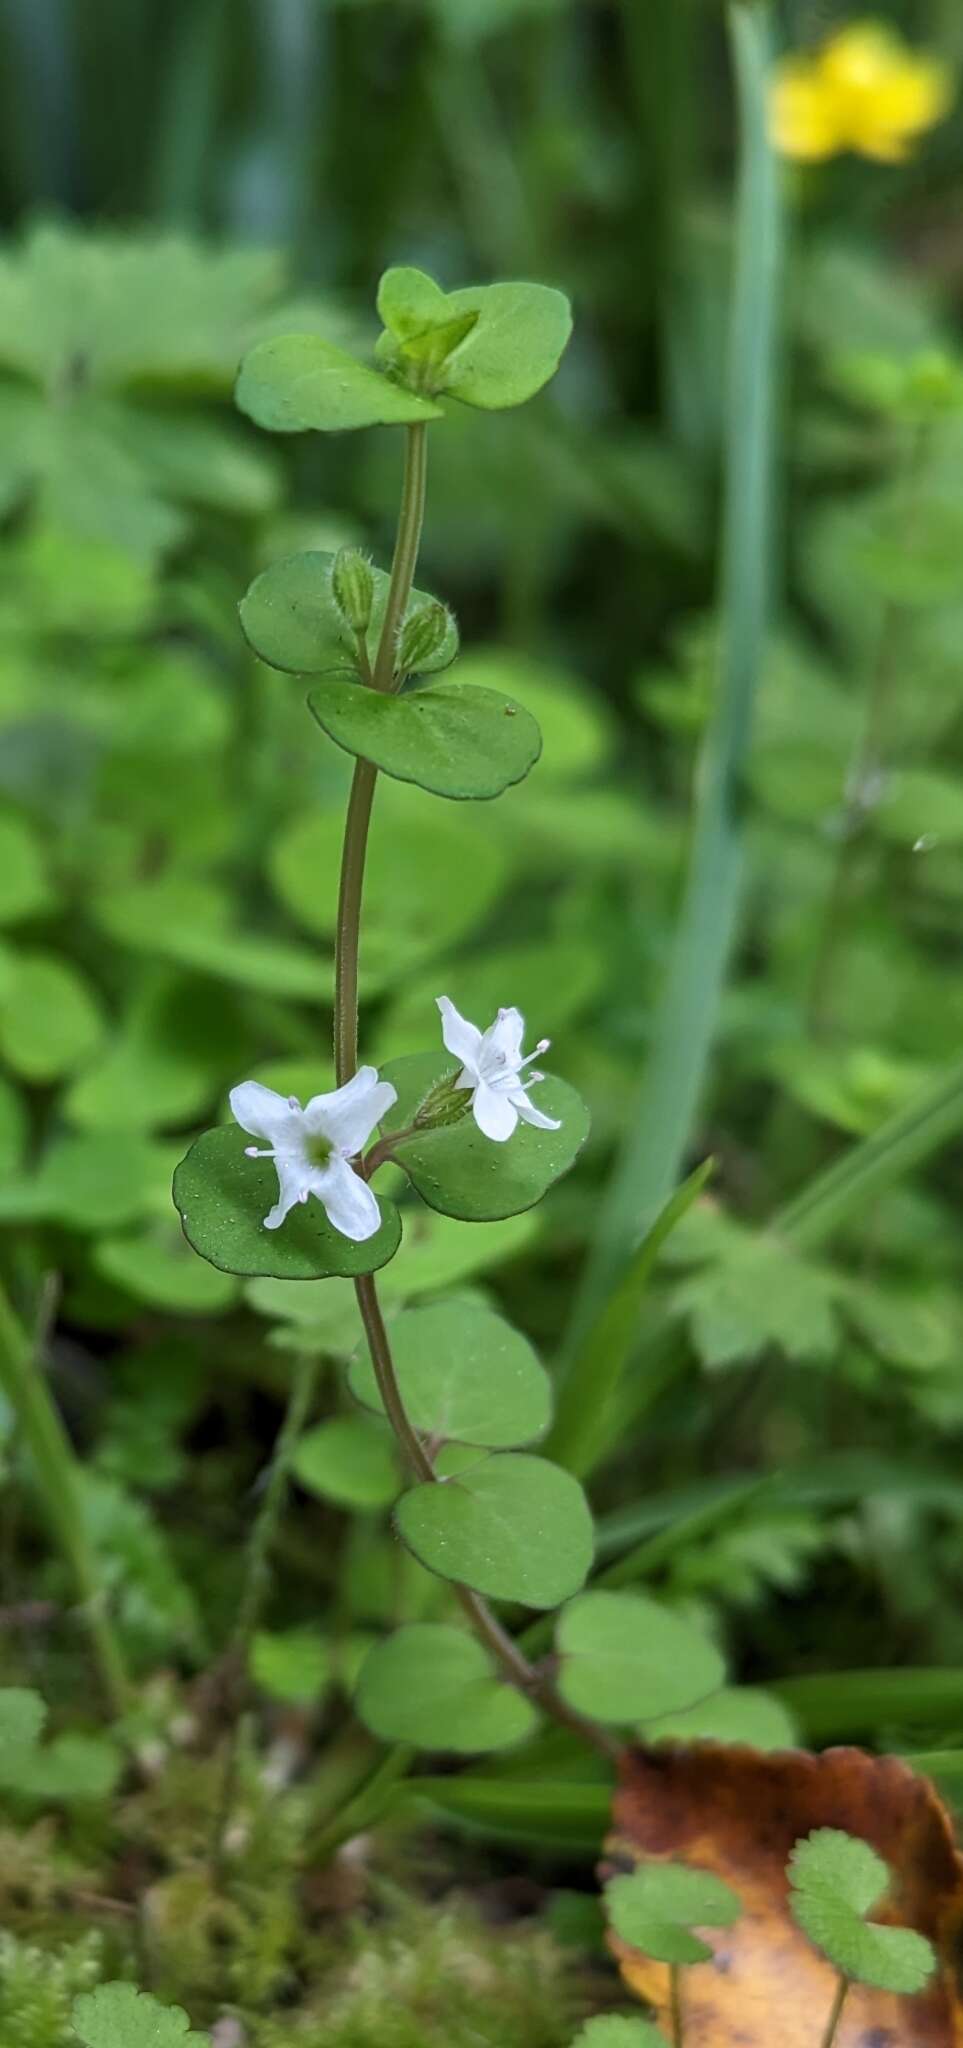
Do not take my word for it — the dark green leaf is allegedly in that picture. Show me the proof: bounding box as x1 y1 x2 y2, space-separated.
307 677 541 800
349 1302 551 1447
395 1452 593 1608
380 1052 589 1221
172 1125 402 1280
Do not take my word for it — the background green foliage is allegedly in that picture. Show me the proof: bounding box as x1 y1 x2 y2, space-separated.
3 0 963 2033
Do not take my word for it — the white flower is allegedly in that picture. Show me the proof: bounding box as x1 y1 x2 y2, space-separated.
229 1067 397 1241
436 996 562 1144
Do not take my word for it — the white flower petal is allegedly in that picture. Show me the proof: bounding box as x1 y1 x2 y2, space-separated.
231 1080 302 1149
511 1088 561 1133
436 996 483 1074
263 1156 308 1231
317 1155 383 1242
480 1006 525 1076
304 1066 397 1156
472 1080 519 1143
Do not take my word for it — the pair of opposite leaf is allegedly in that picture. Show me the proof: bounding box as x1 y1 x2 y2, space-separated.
236 263 573 432
231 997 560 1241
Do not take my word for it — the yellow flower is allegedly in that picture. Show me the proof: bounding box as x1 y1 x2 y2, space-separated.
771 20 953 164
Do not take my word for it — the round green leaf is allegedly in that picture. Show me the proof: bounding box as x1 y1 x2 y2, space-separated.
379 1052 589 1221
788 1830 936 1994
555 1591 725 1727
605 1863 741 1967
395 1452 593 1608
349 1302 551 1448
236 332 443 432
356 1623 539 1752
376 272 572 411
0 811 51 924
646 1685 798 1752
307 677 541 800
172 1125 402 1280
0 951 103 1083
293 1415 399 1509
240 549 458 678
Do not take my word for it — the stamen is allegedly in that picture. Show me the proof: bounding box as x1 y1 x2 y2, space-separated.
299 1189 310 1204
288 1095 301 1110
244 1145 274 1158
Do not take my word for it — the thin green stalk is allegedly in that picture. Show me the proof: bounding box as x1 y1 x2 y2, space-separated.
774 1051 963 1251
328 428 617 1781
566 0 781 1355
670 1961 684 2048
821 1977 849 2048
0 1278 129 1716
212 1351 320 1873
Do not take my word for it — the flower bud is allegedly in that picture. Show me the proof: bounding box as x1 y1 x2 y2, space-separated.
414 1073 473 1131
331 548 374 635
397 600 452 675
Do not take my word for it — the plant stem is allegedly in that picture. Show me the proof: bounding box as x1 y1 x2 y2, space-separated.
333 422 428 1089
565 0 781 1355
0 1277 129 1717
821 1976 849 2048
332 426 618 1771
670 1961 684 2048
212 1350 320 1874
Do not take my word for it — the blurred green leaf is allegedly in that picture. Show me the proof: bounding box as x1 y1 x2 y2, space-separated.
356 1623 538 1752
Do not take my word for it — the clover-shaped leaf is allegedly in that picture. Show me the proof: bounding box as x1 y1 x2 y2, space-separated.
788 1829 937 1994
356 1623 539 1752
72 1982 207 2048
172 1126 401 1280
395 1452 593 1608
376 267 573 410
307 676 542 800
378 1052 589 1221
605 1863 742 1966
555 1591 725 1727
236 332 443 432
239 549 458 678
349 1302 551 1448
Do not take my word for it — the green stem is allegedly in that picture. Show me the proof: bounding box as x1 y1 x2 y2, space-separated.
565 0 781 1355
821 1977 849 2048
331 428 617 1776
670 1961 684 2048
333 423 428 1090
0 1278 129 1716
212 1351 320 1873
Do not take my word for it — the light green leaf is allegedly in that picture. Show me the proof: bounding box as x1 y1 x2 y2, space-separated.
72 1982 208 2048
0 951 103 1083
4 1731 123 1804
379 1052 589 1221
0 810 51 924
239 549 457 677
555 1591 724 1726
356 1623 538 1752
173 1126 402 1280
377 270 572 410
572 2022 669 2048
307 677 541 800
0 1130 165 1232
675 1238 838 1370
788 1829 936 1994
349 1302 551 1447
251 1629 330 1706
605 1863 741 1967
236 332 443 433
646 1685 798 1751
66 972 252 1134
0 1687 45 1759
293 1415 399 1509
95 1227 239 1315
270 793 508 991
395 1452 593 1608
